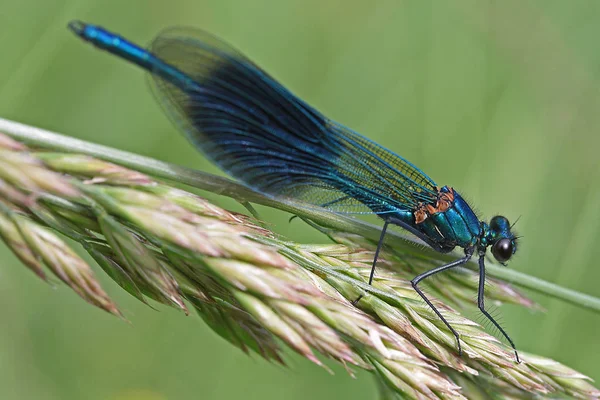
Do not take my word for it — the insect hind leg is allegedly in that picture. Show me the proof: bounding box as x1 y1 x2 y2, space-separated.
352 215 452 306
410 249 474 356
352 219 390 305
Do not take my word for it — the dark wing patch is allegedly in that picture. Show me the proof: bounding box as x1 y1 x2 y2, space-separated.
148 27 438 214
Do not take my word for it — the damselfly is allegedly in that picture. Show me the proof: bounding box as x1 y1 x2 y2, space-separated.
69 21 520 362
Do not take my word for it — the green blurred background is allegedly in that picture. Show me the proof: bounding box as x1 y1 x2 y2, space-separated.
1 1 599 399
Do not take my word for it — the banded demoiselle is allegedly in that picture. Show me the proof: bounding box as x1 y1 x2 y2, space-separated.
68 21 520 362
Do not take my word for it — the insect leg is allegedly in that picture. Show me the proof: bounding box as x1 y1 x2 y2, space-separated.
411 250 473 356
477 254 520 363
352 219 390 305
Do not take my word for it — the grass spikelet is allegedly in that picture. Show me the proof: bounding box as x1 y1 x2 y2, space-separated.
0 131 597 399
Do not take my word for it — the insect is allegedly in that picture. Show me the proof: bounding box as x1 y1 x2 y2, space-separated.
69 20 520 362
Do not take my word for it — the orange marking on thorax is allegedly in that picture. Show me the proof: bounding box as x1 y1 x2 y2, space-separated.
414 187 455 224
414 205 428 224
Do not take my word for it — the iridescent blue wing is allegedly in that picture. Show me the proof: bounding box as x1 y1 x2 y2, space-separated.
148 27 438 214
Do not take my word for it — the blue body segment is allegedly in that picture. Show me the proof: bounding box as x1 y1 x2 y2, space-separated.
72 22 194 90
436 188 480 247
69 20 521 361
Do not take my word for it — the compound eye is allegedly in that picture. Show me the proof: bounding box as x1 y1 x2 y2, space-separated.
491 238 513 263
